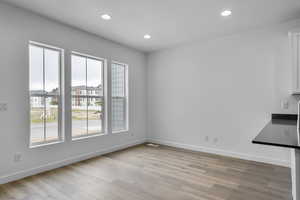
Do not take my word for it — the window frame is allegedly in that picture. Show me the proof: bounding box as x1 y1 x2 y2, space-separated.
29 41 65 148
290 31 300 94
111 61 129 134
71 51 107 140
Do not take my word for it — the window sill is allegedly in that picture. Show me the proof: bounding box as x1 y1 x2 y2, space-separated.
30 140 64 149
72 133 107 141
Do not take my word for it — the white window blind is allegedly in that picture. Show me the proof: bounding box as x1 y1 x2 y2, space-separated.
111 62 128 132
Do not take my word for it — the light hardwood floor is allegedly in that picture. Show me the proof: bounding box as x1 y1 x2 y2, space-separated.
0 144 292 200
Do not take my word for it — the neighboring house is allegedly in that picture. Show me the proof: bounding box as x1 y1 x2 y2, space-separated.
71 85 103 107
30 90 44 107
30 85 103 108
30 90 56 108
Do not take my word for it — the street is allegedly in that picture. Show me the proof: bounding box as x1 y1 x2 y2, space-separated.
31 120 102 142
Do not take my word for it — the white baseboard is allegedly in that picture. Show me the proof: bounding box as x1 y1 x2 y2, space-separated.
147 138 290 167
0 139 146 184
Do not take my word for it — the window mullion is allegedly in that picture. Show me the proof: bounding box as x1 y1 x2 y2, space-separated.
58 50 62 142
43 48 46 142
86 57 88 135
101 96 104 133
101 60 105 133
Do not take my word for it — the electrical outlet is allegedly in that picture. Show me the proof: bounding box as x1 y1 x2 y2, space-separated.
205 136 209 142
0 103 7 112
14 153 22 162
281 100 289 110
213 138 218 144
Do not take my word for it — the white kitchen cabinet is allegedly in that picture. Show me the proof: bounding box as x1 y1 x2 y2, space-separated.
290 31 300 94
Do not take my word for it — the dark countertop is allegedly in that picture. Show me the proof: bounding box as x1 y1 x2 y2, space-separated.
252 114 300 149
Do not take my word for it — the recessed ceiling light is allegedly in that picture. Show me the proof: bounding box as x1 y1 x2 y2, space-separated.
101 14 111 20
221 10 232 17
144 34 151 39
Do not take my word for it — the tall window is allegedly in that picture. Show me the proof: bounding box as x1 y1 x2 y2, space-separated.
111 62 128 132
71 52 105 138
29 42 63 146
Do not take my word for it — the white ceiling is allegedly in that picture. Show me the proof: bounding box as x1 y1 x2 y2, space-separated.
2 0 300 52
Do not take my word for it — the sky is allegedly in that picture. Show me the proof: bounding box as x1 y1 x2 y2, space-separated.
72 54 102 88
29 45 103 93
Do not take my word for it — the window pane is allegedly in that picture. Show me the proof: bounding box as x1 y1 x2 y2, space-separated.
29 45 45 144
72 96 87 137
45 96 59 141
45 49 60 95
112 63 125 97
30 96 45 143
112 97 126 131
88 97 103 134
87 58 103 96
72 55 86 96
112 62 127 132
29 45 44 92
72 54 88 137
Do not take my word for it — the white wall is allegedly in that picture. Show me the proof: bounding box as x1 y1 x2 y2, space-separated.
0 1 299 184
147 19 300 167
0 3 147 182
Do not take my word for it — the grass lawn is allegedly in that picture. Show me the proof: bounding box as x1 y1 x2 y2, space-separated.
31 108 102 123
31 108 57 123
